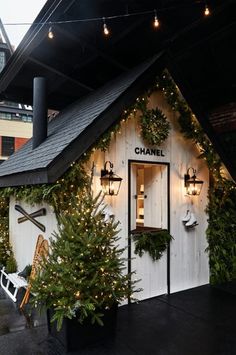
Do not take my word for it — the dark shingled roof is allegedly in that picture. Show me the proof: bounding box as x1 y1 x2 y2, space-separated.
0 53 165 187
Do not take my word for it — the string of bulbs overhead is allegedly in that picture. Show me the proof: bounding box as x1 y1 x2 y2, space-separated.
45 7 164 39
47 4 210 39
3 4 211 40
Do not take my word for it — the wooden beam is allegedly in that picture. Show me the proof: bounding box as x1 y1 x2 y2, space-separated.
56 26 129 72
29 57 94 93
0 18 13 55
47 17 146 93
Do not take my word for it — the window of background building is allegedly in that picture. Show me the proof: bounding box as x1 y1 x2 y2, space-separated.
2 136 15 156
0 112 33 122
0 112 12 120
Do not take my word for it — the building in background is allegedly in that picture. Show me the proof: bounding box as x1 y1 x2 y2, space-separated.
0 101 32 163
0 21 32 163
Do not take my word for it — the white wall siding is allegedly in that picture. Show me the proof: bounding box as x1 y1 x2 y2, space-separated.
9 90 209 297
9 198 58 271
90 91 209 296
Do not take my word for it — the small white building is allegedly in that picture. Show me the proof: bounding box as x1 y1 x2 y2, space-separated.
0 56 209 300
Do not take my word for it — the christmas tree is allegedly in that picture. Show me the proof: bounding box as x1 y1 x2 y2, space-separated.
31 187 138 330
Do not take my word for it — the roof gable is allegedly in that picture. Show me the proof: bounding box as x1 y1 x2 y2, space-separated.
0 53 165 187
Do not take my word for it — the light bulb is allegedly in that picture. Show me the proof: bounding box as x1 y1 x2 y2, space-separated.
153 10 160 28
109 183 114 195
103 18 110 36
204 5 210 16
48 27 54 39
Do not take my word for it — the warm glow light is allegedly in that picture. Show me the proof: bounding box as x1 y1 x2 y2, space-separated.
100 161 122 196
186 185 199 196
184 167 204 196
48 27 54 39
109 182 115 195
154 10 160 28
103 18 110 36
204 5 210 16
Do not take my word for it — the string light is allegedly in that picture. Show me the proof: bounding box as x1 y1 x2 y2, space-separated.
2 5 214 30
153 10 160 28
204 4 210 16
48 26 54 39
103 18 110 36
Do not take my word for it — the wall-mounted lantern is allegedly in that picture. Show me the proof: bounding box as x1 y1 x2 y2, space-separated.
184 167 204 196
100 161 122 196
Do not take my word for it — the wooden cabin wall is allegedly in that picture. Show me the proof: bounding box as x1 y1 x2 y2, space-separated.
9 198 58 271
8 91 209 296
90 91 209 296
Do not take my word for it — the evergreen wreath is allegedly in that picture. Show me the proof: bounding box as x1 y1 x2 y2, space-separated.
132 229 173 261
139 108 170 146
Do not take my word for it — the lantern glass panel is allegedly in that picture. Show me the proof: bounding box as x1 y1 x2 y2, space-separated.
185 176 203 196
100 171 122 196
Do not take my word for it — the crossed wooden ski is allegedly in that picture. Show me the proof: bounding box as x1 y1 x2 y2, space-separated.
15 205 46 232
20 234 49 309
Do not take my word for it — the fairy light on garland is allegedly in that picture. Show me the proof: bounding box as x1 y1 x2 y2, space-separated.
0 197 15 270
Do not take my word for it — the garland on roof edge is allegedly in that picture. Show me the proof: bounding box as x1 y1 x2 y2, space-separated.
156 70 236 284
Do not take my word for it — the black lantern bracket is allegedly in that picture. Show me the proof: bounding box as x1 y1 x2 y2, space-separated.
101 161 113 178
184 167 204 196
100 161 122 196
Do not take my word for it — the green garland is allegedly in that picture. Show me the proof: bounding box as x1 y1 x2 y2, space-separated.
156 71 222 177
156 70 236 284
132 229 173 261
0 197 16 270
205 179 236 283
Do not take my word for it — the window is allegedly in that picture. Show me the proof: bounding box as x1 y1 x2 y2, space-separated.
0 112 12 120
0 112 33 122
130 162 168 231
129 161 170 299
21 114 33 122
2 136 15 156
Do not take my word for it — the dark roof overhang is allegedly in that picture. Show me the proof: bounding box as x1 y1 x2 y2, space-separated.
0 0 235 181
0 0 234 111
0 53 165 187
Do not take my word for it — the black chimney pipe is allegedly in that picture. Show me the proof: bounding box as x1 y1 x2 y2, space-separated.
32 77 47 149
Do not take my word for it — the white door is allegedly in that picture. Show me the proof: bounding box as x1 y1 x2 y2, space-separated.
130 162 168 300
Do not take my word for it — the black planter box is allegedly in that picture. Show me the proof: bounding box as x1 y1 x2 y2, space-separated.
47 305 117 352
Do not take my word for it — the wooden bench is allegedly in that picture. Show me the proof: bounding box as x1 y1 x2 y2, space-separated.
0 267 28 302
